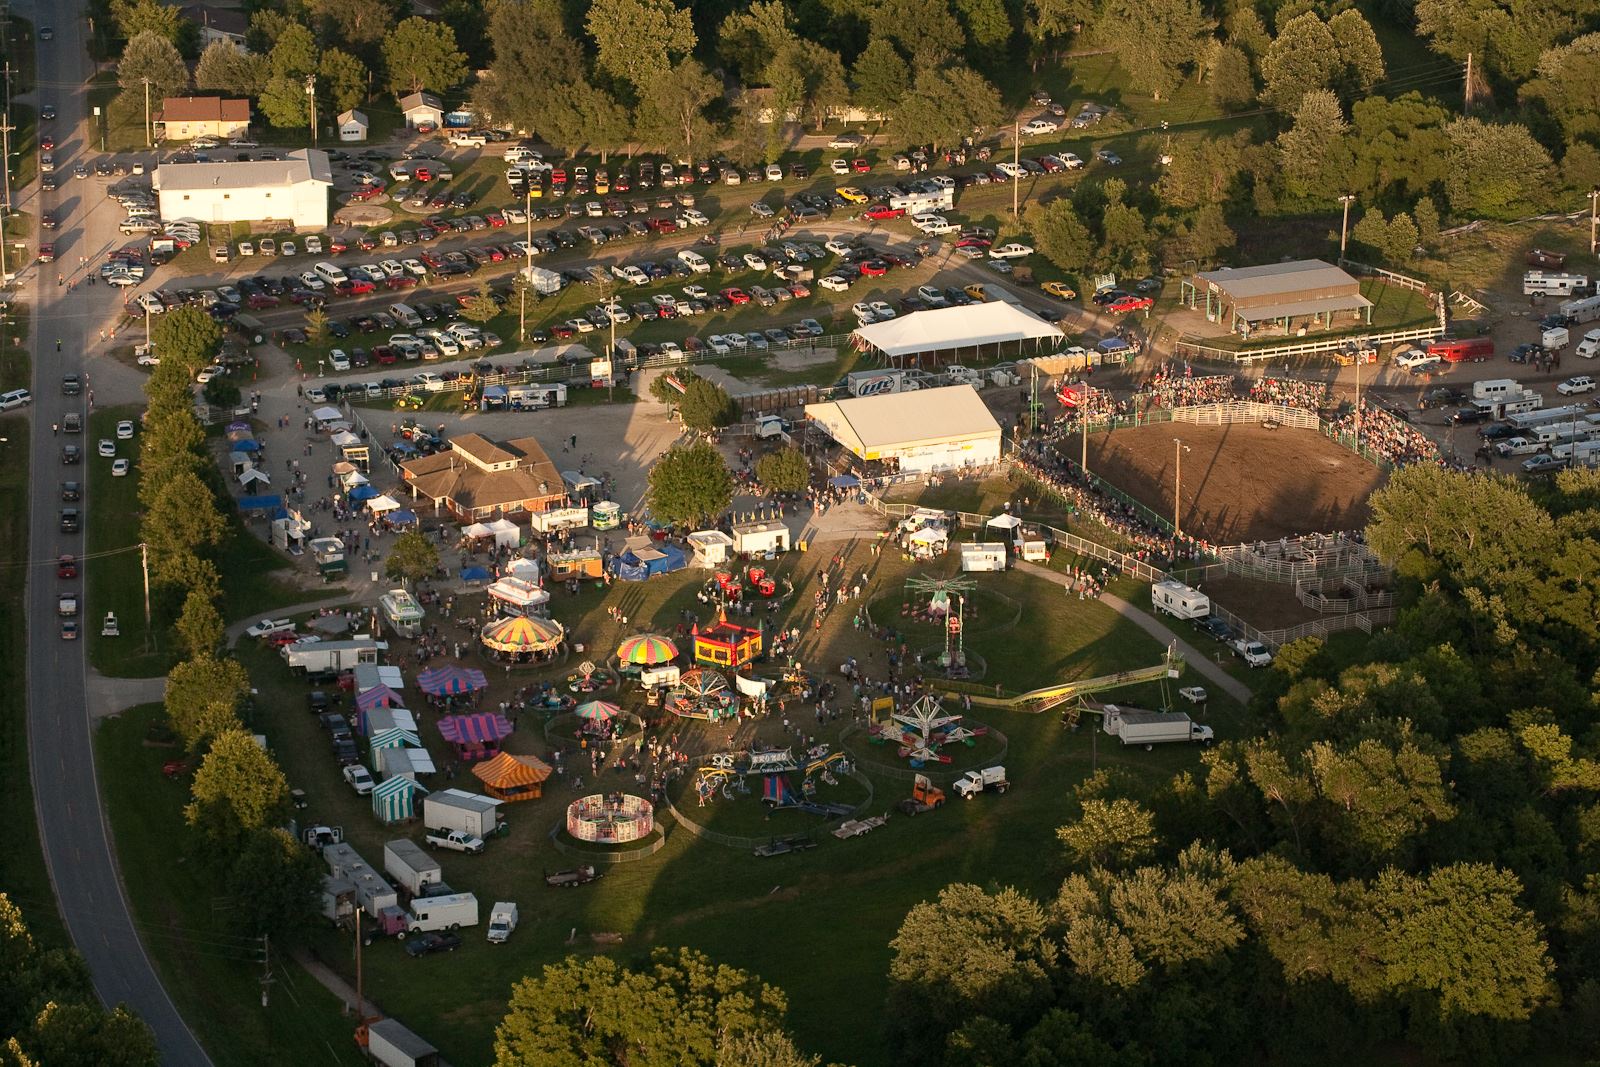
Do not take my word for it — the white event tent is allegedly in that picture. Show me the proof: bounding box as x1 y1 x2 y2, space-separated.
852 302 1064 364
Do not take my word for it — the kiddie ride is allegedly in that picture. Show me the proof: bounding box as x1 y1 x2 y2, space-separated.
712 565 781 600
694 747 856 819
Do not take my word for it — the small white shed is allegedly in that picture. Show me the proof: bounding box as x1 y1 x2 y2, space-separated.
731 519 790 555
337 109 368 142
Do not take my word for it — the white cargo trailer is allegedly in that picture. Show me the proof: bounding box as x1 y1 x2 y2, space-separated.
1101 704 1215 749
1151 579 1210 620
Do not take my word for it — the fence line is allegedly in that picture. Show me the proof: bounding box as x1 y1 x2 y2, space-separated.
1172 323 1444 365
546 819 671 864
659 766 877 850
1170 401 1320 430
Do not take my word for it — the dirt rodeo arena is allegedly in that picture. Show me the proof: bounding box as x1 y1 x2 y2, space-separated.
1084 422 1387 543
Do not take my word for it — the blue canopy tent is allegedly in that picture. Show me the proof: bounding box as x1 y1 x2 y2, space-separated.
608 542 687 582
347 484 378 502
389 509 419 526
237 494 282 512
231 439 262 453
828 474 860 488
460 565 491 583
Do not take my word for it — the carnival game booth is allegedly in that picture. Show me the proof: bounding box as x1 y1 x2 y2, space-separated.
592 501 622 531
372 775 427 824
486 575 552 617
548 547 604 581
692 615 763 669
471 751 554 802
480 614 565 663
610 541 687 582
438 713 514 761
359 706 419 737
908 526 949 559
379 588 425 637
417 665 488 703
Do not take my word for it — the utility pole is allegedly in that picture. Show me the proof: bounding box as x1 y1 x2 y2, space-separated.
1172 438 1189 541
520 186 531 340
1012 121 1020 219
139 543 152 650
1353 348 1362 453
258 935 274 1007
1338 194 1356 263
143 78 154 147
1464 53 1473 112
0 107 13 218
305 75 317 147
1589 189 1599 256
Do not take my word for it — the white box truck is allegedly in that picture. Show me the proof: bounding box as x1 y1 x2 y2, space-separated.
383 840 442 898
404 891 479 933
1101 705 1214 750
1151 579 1209 620
844 369 921 397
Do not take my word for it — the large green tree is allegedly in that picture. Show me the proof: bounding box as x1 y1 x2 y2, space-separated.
227 828 323 940
634 61 721 168
890 64 1003 153
585 0 697 92
646 439 734 528
755 448 811 494
850 36 909 119
194 41 267 95
111 0 184 44
1096 0 1213 99
118 31 189 98
494 948 798 1066
149 306 221 377
383 17 468 95
164 654 251 752
677 378 740 432
1414 0 1582 81
1027 197 1095 272
186 729 291 848
385 530 441 585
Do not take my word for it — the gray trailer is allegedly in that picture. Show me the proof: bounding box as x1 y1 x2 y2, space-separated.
1101 704 1214 750
383 839 442 898
322 842 399 919
365 1017 440 1067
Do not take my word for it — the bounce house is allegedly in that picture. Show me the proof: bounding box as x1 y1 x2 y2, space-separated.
692 614 763 669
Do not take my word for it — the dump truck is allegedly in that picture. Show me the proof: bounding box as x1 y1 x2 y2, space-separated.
898 774 947 815
1101 705 1214 750
953 766 1009 798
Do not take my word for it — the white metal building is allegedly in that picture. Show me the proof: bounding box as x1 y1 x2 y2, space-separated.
804 384 1003 474
153 149 333 229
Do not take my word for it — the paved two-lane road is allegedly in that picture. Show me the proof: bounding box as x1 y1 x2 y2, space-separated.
22 7 211 1064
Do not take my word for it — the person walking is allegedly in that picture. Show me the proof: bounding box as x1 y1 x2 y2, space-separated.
55 339 61 352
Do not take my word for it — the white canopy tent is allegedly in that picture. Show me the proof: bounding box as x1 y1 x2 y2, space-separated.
367 494 402 513
487 518 521 549
311 405 342 422
238 467 271 487
330 429 361 448
462 521 495 540
341 470 369 488
852 302 1064 363
505 557 540 582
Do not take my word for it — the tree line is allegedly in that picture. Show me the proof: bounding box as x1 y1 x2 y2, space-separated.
880 463 1600 1065
143 309 324 951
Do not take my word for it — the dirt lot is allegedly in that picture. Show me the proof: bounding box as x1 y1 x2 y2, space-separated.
1086 424 1386 543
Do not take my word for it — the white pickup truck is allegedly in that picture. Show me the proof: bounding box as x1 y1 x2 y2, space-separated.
424 827 485 854
1229 637 1274 667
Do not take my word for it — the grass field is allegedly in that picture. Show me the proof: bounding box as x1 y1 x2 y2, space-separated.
84 406 166 677
95 704 369 1067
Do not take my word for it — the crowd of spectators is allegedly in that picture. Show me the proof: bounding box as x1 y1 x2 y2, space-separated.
1249 376 1333 412
1134 369 1237 409
1326 400 1441 467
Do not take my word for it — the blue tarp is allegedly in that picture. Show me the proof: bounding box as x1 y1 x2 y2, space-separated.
828 474 860 488
348 484 378 502
609 542 687 581
461 565 491 582
390 509 419 525
1096 337 1131 354
238 494 282 511
231 439 262 452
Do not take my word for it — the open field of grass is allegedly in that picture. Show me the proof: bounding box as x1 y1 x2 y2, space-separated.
84 405 167 677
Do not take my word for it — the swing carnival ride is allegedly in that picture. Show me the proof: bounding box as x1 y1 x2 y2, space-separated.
692 748 856 818
870 693 988 767
904 574 978 673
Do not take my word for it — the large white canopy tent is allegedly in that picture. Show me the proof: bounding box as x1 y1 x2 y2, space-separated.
852 302 1065 364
